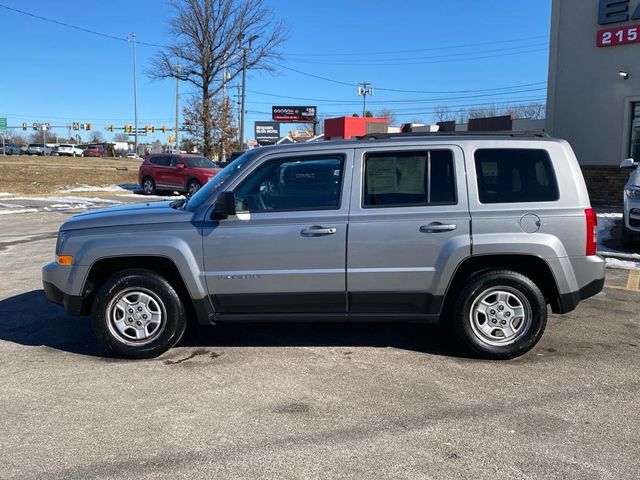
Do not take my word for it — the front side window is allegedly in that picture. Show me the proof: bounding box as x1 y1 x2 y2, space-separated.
474 149 559 204
363 150 456 208
234 155 344 212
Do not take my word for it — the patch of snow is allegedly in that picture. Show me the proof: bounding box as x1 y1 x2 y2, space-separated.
0 192 15 198
0 202 26 209
59 184 140 193
116 193 176 200
597 213 622 243
604 257 640 270
12 196 123 205
0 208 38 215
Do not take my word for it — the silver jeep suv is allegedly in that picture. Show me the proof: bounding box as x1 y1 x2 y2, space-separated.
42 134 605 359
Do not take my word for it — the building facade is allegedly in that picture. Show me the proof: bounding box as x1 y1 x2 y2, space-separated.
547 0 640 203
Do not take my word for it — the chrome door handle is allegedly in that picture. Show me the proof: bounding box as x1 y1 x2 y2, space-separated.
420 223 457 233
300 226 337 237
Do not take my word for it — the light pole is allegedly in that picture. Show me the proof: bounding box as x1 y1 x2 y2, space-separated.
128 33 139 154
238 34 258 151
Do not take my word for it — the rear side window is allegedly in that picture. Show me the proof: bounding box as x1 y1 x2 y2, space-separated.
151 156 171 166
363 150 456 208
474 149 559 204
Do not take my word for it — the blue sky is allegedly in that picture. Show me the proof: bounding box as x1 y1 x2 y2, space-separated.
0 0 551 142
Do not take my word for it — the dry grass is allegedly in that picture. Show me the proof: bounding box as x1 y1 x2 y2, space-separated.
0 155 140 195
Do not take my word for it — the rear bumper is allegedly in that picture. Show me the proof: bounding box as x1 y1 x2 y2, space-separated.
553 255 606 314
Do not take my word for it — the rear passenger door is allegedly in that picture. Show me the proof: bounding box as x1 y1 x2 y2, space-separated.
347 145 471 317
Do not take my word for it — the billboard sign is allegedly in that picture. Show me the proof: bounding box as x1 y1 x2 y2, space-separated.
272 106 317 123
255 121 280 145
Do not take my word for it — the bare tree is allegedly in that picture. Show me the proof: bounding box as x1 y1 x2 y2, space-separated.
149 0 288 157
182 93 238 158
88 131 105 144
377 108 396 125
113 133 130 142
433 105 451 123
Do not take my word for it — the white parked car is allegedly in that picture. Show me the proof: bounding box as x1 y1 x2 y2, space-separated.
620 158 640 247
126 152 141 159
56 144 84 157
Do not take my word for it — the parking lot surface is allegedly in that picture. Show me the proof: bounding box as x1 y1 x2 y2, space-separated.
1 209 639 480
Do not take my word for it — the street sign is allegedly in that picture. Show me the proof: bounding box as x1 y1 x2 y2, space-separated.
255 121 280 145
0 118 6 129
272 106 317 123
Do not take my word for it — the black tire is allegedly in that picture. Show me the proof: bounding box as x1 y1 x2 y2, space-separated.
187 179 201 196
142 176 156 195
449 270 547 360
91 269 187 359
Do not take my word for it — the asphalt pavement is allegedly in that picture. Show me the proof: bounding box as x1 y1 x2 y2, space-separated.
0 209 638 480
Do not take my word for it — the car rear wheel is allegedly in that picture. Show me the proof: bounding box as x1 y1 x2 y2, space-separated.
91 269 187 359
449 270 547 359
142 177 156 195
187 179 201 196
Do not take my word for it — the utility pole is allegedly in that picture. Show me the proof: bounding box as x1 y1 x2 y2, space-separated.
221 60 228 162
238 34 258 151
358 82 373 117
175 62 180 153
128 33 139 155
239 46 247 151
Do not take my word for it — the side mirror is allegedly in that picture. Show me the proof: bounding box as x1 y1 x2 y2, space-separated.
176 162 186 169
212 191 236 219
620 158 638 169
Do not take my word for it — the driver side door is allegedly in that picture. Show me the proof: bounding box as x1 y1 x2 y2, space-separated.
202 149 353 317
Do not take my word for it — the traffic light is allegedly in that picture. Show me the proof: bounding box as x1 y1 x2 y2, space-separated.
72 122 79 131
106 125 114 132
161 125 166 133
22 123 27 131
168 135 174 143
144 125 149 133
151 125 156 133
32 123 38 131
85 123 91 131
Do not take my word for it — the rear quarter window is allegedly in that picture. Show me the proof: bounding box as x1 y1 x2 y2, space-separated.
474 149 559 204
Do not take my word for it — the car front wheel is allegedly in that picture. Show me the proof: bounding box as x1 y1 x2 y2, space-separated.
450 270 547 359
91 269 187 359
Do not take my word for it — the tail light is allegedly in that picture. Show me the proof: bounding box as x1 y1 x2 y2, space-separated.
585 208 597 256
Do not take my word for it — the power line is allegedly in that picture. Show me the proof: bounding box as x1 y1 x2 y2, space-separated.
283 35 549 57
0 3 165 48
287 43 549 66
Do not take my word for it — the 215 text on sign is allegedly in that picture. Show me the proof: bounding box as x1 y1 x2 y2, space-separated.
597 24 640 47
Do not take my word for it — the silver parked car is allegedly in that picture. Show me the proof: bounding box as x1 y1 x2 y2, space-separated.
43 133 605 359
27 143 53 155
0 142 21 155
620 157 640 246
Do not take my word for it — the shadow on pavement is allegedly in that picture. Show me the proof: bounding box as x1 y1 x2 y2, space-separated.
0 290 470 359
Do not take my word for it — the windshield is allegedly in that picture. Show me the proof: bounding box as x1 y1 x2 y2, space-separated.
185 151 256 211
185 156 216 168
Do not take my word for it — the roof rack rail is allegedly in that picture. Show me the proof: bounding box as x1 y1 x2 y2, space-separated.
356 131 549 140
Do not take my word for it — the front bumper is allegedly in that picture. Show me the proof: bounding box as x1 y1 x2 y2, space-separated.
43 280 87 315
42 262 90 316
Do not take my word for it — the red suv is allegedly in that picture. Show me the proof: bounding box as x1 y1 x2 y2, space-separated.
138 153 222 196
83 145 105 157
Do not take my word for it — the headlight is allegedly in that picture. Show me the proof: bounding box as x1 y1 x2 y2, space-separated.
625 186 640 198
